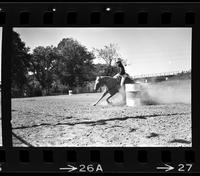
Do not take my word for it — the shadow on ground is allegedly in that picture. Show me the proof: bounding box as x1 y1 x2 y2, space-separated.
170 139 191 144
146 132 160 138
12 112 189 130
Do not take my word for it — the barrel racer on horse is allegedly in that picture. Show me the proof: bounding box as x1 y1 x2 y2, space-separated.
93 59 131 106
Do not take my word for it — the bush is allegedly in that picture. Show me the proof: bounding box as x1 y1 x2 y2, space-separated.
11 88 23 98
51 82 69 94
33 88 43 96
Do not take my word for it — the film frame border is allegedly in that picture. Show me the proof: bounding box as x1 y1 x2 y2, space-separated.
0 2 199 173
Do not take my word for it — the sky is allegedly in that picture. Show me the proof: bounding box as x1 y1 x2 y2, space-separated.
13 27 191 77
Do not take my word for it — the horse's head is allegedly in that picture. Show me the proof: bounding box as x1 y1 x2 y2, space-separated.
94 76 102 91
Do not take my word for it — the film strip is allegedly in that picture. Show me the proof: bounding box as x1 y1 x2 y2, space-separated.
0 2 199 173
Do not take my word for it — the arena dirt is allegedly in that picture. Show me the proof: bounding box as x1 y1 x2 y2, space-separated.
11 80 191 147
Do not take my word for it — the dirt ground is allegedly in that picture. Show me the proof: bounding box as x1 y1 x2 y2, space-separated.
11 81 191 147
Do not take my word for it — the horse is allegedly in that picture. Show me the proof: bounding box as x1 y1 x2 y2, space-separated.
93 76 121 106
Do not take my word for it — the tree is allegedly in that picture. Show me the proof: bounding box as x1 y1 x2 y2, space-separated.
11 31 31 97
93 43 125 76
57 38 95 88
30 46 61 95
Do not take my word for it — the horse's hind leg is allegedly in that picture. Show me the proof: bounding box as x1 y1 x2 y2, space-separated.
106 94 114 104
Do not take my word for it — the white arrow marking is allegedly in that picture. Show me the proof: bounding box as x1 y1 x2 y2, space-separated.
156 163 174 172
60 165 77 172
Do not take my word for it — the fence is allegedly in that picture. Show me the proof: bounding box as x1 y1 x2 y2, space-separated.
132 71 187 79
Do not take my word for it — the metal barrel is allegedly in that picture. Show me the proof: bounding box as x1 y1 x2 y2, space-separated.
125 83 141 107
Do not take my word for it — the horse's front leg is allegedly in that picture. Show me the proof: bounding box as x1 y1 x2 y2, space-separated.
93 90 108 106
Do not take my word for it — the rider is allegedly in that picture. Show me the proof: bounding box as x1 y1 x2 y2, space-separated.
113 58 128 87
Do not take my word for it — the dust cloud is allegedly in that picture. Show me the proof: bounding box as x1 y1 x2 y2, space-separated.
99 79 191 106
140 80 191 105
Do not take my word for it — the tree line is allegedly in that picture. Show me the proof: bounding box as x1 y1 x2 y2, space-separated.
11 31 122 97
